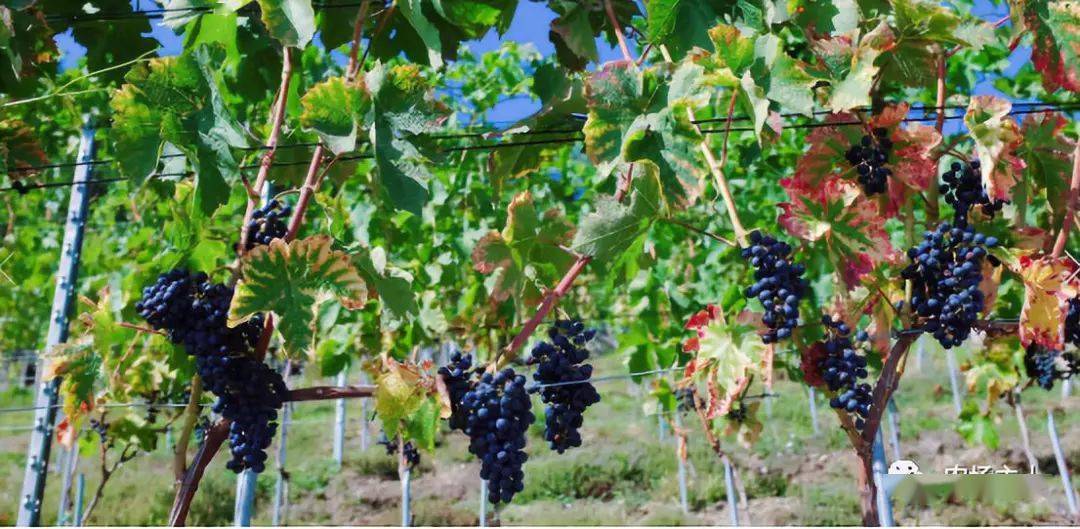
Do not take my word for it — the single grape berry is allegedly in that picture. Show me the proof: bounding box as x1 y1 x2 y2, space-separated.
900 223 996 349
845 128 892 196
527 319 601 454
940 160 1006 227
742 231 808 344
460 368 533 504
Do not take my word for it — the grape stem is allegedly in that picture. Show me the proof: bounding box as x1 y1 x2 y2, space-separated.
234 47 294 264
927 51 946 222
82 443 138 524
603 0 633 62
172 375 203 484
1051 140 1080 259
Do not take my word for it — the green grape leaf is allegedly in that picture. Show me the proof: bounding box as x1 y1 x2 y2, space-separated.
583 61 708 208
229 235 368 358
645 0 727 60
550 2 597 69
229 0 315 47
956 400 1000 449
826 22 894 112
354 246 419 323
404 397 440 451
879 0 966 87
965 96 1024 202
366 63 450 215
471 191 576 307
375 360 426 436
1019 112 1074 229
110 44 247 215
299 76 370 154
789 0 860 35
572 164 663 266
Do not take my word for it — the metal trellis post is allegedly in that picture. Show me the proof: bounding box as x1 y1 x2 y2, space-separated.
272 398 292 525
1047 409 1079 517
886 399 901 461
478 479 488 527
333 368 348 465
17 118 95 526
723 457 738 526
360 372 370 451
401 465 412 527
945 348 963 417
872 429 895 527
73 473 84 527
57 442 79 525
807 387 820 436
673 412 688 514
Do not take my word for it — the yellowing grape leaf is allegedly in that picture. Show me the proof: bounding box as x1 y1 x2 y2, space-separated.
827 22 895 112
965 96 1026 202
229 235 367 358
375 359 425 436
688 312 764 415
299 76 370 154
1014 254 1078 349
471 191 575 307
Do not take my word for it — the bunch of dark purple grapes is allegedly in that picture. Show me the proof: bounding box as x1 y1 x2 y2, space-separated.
527 320 601 454
818 316 873 429
1066 298 1080 349
438 350 477 432
460 368 533 504
136 268 285 473
245 199 291 250
1024 344 1077 390
901 223 997 349
940 160 1006 227
845 128 892 195
742 231 808 343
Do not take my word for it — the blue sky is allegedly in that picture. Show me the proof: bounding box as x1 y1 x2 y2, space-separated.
54 0 1029 125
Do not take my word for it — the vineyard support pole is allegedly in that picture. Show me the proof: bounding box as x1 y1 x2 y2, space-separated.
885 399 901 461
723 456 738 526
57 440 79 525
400 454 411 527
478 479 487 527
333 368 348 466
73 474 84 526
1063 379 1072 401
914 337 925 371
233 470 257 526
807 387 820 436
1013 389 1039 474
673 411 689 515
17 118 95 526
274 362 295 529
872 430 895 527
166 428 174 452
945 348 963 416
1047 409 1079 517
658 411 667 442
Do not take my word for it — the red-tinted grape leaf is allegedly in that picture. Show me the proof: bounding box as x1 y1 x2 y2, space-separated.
779 176 895 277
1010 0 1079 93
964 96 1026 202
